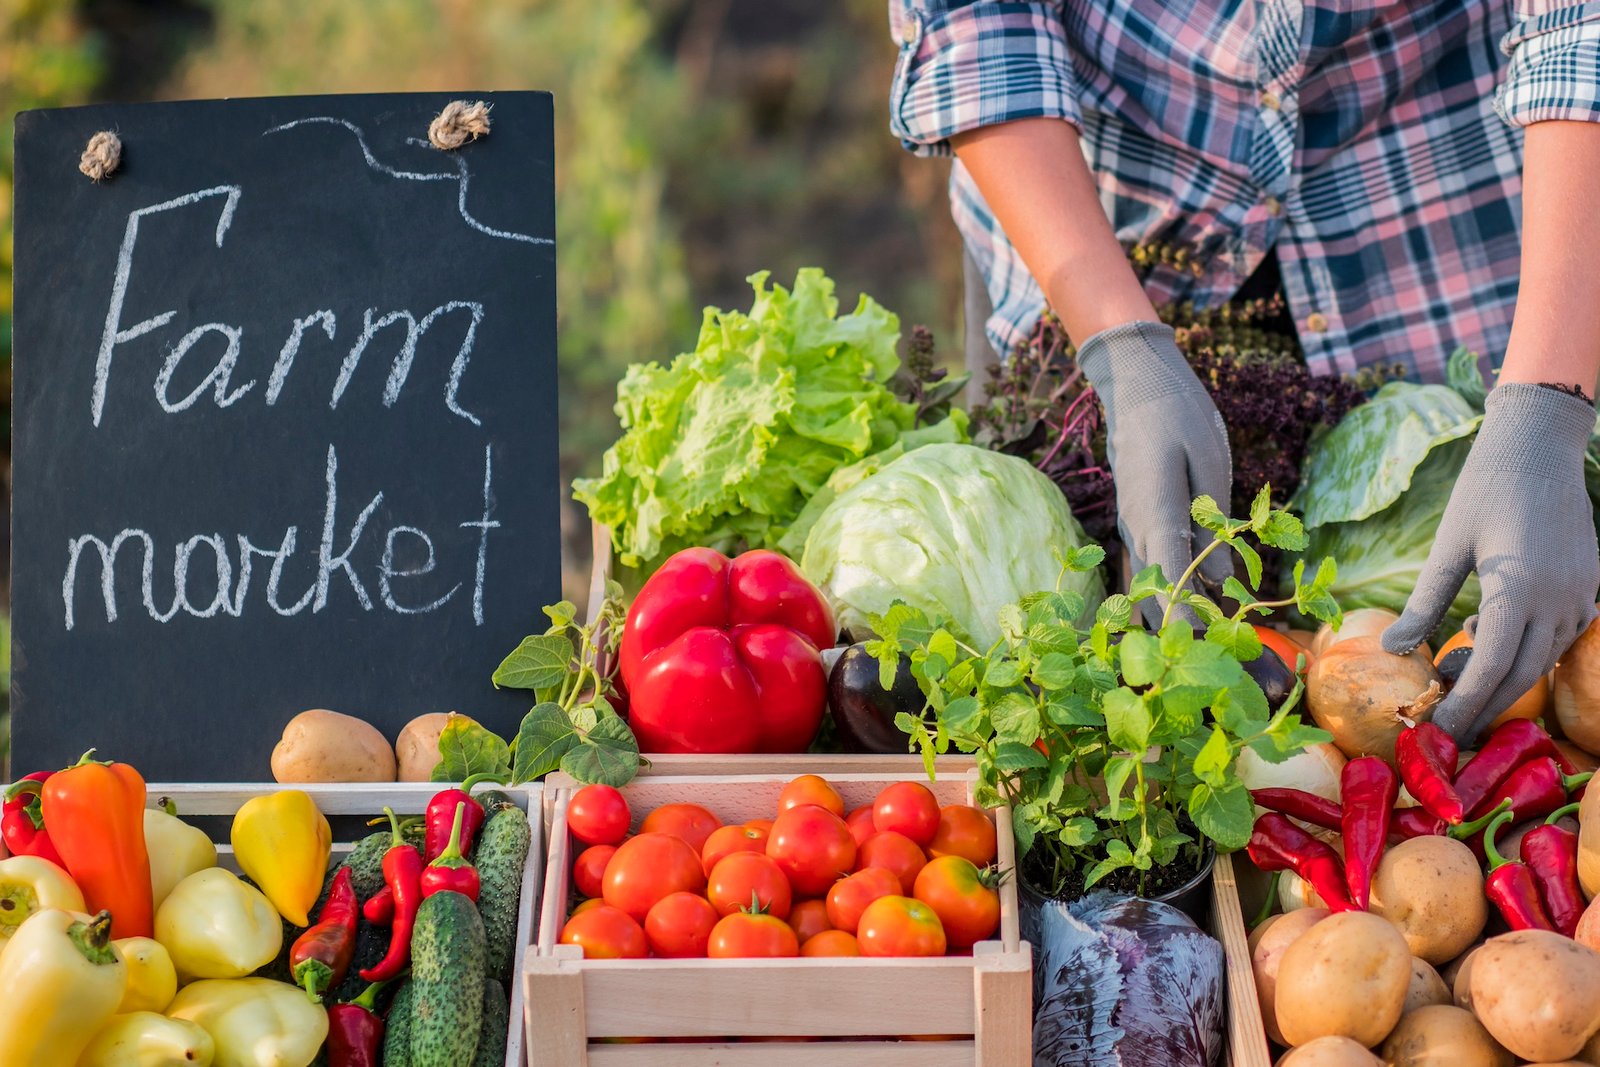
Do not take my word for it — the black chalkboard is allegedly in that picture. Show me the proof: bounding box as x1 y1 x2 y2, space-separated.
11 93 559 780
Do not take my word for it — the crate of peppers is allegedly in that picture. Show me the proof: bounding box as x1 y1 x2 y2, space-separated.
0 759 539 1067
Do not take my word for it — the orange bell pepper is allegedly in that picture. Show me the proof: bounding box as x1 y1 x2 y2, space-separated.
40 750 154 938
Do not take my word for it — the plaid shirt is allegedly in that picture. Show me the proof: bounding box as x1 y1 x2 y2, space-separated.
889 1 1600 381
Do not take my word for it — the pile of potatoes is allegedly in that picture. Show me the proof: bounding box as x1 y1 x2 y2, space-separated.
269 708 469 782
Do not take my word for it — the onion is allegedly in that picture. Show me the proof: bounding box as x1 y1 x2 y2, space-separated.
1554 612 1600 758
1237 743 1346 805
1307 636 1441 763
1311 608 1431 660
1278 837 1345 912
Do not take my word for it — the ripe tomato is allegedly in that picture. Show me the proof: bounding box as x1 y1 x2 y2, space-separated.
644 891 720 958
639 803 722 854
708 912 800 958
825 866 901 934
767 805 857 896
701 823 769 875
927 805 997 867
800 930 860 957
856 831 927 894
787 899 832 944
572 844 618 899
856 895 947 957
844 806 877 849
602 832 707 921
778 774 845 817
912 855 1001 948
569 897 604 917
567 785 631 846
744 818 774 834
707 852 793 920
873 782 940 846
1254 625 1311 675
560 904 647 959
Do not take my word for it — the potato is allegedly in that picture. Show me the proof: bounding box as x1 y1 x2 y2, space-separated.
1248 913 1282 956
1253 908 1330 1045
395 712 457 782
1369 836 1486 964
1577 895 1600 953
271 709 395 783
1449 945 1485 1011
1402 958 1451 1014
1275 911 1411 1048
1380 1005 1512 1067
1276 1035 1382 1067
1307 636 1441 762
1469 929 1600 1062
1580 777 1600 899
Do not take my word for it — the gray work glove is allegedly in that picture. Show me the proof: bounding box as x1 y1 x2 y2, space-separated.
1077 321 1233 629
1382 382 1599 744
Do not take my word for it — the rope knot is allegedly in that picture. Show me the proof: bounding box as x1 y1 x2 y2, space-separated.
79 131 122 182
428 101 491 151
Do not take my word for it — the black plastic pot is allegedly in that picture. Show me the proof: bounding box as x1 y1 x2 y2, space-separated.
1018 843 1217 929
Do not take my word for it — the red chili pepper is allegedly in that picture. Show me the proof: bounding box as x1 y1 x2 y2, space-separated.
423 774 504 862
1466 758 1592 823
1246 813 1358 912
1391 807 1445 840
1250 788 1342 831
326 979 391 1067
1455 720 1565 815
1340 757 1397 910
358 808 423 983
1395 721 1464 823
1482 808 1557 932
1 773 64 867
419 802 480 902
362 886 394 926
1520 802 1586 937
289 868 358 1000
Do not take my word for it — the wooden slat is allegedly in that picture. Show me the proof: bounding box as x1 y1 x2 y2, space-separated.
526 948 590 1067
586 1041 977 1067
1213 852 1271 1067
636 753 978 777
973 941 1032 1067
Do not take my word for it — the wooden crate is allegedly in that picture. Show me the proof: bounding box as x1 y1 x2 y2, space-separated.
150 781 542 1067
524 770 1032 1066
1212 851 1272 1067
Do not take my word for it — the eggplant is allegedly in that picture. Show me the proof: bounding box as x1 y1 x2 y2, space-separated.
1436 646 1471 689
828 643 927 753
1243 645 1295 709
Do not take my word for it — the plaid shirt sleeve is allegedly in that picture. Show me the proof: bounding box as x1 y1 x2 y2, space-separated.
1496 1 1600 125
888 1 1080 158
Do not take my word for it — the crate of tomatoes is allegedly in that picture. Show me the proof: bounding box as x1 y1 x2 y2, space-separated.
525 769 1030 1066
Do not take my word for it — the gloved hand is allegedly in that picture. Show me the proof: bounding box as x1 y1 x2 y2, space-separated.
1382 382 1599 744
1077 321 1232 628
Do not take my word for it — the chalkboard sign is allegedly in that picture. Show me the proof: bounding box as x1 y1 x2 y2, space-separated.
11 93 559 780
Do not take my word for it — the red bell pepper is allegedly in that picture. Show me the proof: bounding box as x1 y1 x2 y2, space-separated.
619 548 835 753
1 773 64 867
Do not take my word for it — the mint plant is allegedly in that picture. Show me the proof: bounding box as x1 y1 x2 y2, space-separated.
868 488 1341 897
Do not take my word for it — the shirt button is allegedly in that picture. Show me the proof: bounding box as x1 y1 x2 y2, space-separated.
1263 196 1282 217
1260 90 1281 111
1306 312 1329 333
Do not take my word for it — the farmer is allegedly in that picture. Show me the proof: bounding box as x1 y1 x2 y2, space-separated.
889 2 1600 743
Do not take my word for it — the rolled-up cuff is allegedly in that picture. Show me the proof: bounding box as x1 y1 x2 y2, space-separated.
1496 2 1600 126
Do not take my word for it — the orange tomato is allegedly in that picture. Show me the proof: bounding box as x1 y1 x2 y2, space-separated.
744 818 774 834
912 855 1001 948
800 930 860 957
639 803 722 854
856 895 947 957
560 904 648 959
701 823 770 875
873 782 941 846
708 911 800 958
1254 625 1311 675
844 807 877 849
927 805 997 867
569 897 604 917
602 832 707 922
825 866 901 934
572 844 617 899
767 805 857 896
778 774 845 818
787 899 832 943
644 891 720 958
856 831 927 894
707 852 793 920
1435 628 1552 729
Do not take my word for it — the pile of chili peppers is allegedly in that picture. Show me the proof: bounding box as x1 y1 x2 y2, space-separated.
1249 718 1591 938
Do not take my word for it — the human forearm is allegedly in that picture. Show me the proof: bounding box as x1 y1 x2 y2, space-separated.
1502 121 1600 397
951 118 1156 339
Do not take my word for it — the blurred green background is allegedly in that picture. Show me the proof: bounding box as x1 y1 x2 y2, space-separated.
0 0 966 769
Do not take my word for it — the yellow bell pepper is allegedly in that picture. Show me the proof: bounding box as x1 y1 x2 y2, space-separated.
0 853 86 948
114 935 179 1013
230 790 331 926
146 803 217 909
0 909 126 1066
81 1011 215 1067
154 869 282 981
166 978 328 1067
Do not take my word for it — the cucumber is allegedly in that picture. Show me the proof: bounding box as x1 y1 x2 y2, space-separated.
474 807 531 983
331 920 391 1004
409 890 487 1067
474 790 519 817
383 980 415 1067
341 831 394 902
472 979 509 1067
